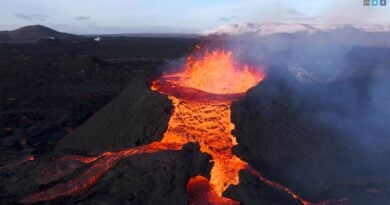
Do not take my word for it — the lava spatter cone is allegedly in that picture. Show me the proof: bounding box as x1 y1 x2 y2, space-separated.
22 46 312 205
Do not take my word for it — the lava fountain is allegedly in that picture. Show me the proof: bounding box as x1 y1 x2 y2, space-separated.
151 48 264 204
21 46 313 205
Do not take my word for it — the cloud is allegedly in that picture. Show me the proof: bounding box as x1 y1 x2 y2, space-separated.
285 9 304 16
291 16 317 22
76 16 91 21
219 15 237 22
45 23 198 34
284 9 316 22
15 13 48 21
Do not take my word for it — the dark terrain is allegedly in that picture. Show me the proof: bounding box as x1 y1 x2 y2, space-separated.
0 36 197 160
229 64 390 204
1 27 389 204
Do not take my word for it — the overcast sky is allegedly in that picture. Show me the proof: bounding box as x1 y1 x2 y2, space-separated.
0 0 389 34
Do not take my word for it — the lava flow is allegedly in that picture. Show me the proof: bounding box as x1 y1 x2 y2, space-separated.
21 46 314 205
151 49 265 204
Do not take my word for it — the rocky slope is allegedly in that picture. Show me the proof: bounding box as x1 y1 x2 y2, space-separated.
55 77 172 152
231 65 390 204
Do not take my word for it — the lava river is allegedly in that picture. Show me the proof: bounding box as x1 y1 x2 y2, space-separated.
21 47 312 204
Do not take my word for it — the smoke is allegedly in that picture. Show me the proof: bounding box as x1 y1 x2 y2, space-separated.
252 33 387 137
200 27 389 157
216 26 390 181
206 26 390 202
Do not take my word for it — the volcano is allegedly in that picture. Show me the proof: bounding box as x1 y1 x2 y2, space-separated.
10 42 389 205
19 45 319 205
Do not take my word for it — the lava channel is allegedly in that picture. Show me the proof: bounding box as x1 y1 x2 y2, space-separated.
22 46 319 204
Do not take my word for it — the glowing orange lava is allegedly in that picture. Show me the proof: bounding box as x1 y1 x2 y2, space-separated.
150 47 265 203
21 46 322 205
159 49 263 95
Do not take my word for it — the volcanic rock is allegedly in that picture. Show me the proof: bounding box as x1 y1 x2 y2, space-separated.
55 77 172 152
224 170 301 205
0 143 212 204
231 65 390 203
69 143 212 205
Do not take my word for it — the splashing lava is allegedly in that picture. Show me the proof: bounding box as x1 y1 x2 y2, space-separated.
22 46 316 204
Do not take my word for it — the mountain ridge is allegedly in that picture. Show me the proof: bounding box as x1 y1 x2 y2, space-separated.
0 25 80 41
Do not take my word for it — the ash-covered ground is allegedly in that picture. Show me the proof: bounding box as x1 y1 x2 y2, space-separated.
1 37 389 205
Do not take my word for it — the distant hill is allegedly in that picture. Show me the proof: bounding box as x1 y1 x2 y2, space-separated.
0 25 80 42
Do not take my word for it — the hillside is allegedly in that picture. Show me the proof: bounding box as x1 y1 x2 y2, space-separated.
0 25 80 41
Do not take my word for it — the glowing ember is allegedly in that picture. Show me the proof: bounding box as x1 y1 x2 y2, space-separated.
0 155 35 171
22 46 327 205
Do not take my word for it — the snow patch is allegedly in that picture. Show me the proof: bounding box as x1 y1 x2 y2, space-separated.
201 23 390 36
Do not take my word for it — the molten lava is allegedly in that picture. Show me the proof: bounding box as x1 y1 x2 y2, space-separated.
22 46 321 205
159 49 263 95
150 47 265 203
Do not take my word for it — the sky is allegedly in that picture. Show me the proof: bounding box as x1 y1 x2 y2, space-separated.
0 0 389 34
